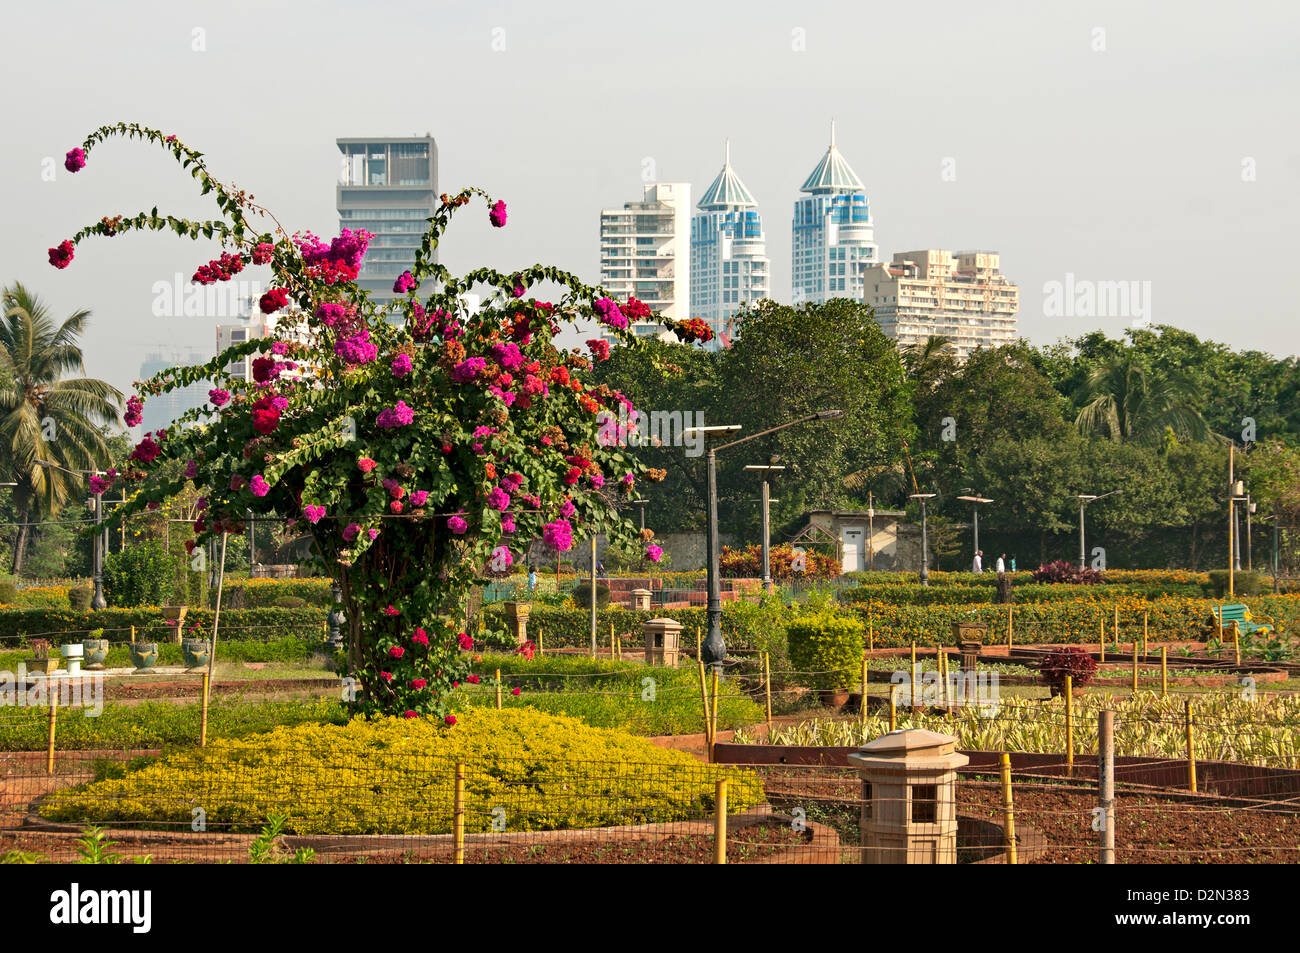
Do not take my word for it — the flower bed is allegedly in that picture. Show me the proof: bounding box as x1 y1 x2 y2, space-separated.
38 709 762 834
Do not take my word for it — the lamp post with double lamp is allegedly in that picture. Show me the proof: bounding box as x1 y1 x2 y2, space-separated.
910 493 936 585
685 409 843 667
628 498 649 533
35 461 109 609
1077 490 1123 571
956 493 994 568
743 463 786 593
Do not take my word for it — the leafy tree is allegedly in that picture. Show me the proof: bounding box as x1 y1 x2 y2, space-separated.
0 283 122 573
1073 352 1212 444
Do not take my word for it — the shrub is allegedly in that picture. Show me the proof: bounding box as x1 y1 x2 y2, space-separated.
570 582 611 609
786 612 865 691
0 577 16 604
1039 647 1098 694
720 543 839 580
1033 560 1103 585
103 540 175 608
1206 570 1263 598
39 709 763 834
67 586 93 611
272 596 307 609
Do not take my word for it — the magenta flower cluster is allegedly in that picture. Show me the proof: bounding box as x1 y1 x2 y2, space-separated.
376 400 414 429
543 519 574 552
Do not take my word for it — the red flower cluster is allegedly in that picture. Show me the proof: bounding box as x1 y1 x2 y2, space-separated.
250 242 274 265
48 241 75 270
586 338 610 362
259 288 289 314
192 252 246 285
623 298 652 321
673 317 714 344
250 393 280 434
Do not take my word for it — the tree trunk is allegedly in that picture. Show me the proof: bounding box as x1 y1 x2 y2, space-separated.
10 516 31 576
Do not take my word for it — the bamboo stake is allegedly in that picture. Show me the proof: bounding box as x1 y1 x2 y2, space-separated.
46 688 57 775
495 668 502 710
868 604 874 651
1143 611 1149 656
1007 605 1013 648
130 624 135 644
1185 700 1197 792
453 763 466 864
1233 627 1241 666
1132 639 1139 694
1099 616 1105 663
697 658 712 753
1160 648 1168 697
1065 675 1074 774
763 651 772 733
714 779 728 865
910 642 918 711
200 672 210 747
204 533 228 693
709 668 719 755
860 655 868 727
889 684 897 731
935 645 945 708
1000 753 1017 864
1113 605 1120 650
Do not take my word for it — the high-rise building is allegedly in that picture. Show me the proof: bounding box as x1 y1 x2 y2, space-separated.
791 123 878 305
137 351 210 432
863 250 1019 359
336 136 438 307
599 182 691 339
690 142 770 349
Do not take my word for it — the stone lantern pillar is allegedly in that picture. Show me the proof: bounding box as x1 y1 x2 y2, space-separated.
848 728 968 864
951 622 987 672
503 601 531 647
630 588 652 611
641 617 682 667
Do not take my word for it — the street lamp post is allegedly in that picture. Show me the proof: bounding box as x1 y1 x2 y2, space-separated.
1077 490 1123 570
910 493 936 585
956 494 994 568
744 464 786 593
628 498 649 533
36 461 108 608
686 409 843 668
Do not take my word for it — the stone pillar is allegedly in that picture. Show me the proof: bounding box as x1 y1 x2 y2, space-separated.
630 588 652 611
641 617 682 667
951 622 987 671
503 601 531 647
848 728 969 864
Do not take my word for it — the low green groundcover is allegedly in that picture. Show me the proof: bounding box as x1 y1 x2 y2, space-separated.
39 708 762 835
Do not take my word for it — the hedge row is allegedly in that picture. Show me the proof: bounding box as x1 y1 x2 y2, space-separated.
0 606 328 645
837 581 1204 605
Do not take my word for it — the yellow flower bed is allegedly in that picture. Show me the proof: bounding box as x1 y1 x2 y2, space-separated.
39 708 762 835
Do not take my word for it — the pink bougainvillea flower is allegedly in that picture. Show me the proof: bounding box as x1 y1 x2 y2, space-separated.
646 543 664 563
458 632 474 651
388 645 405 659
390 500 404 514
367 528 379 540
450 357 487 384
342 522 360 542
251 242 274 265
130 437 161 464
250 475 270 497
412 629 429 646
64 148 87 173
542 519 573 552
48 240 75 270
376 400 414 429
392 270 416 294
303 504 326 524
183 459 197 479
448 515 468 535
489 200 507 228
491 544 513 568
391 352 412 377
501 512 516 533
410 490 429 507
559 499 576 518
208 388 230 407
486 487 510 512
411 678 427 689
123 395 144 428
358 457 377 473
593 297 627 330
404 710 418 719
512 687 521 696
380 671 393 682
383 604 399 617
444 714 457 726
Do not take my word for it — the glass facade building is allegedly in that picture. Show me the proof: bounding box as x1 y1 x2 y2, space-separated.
791 124 878 305
690 143 770 350
336 137 438 306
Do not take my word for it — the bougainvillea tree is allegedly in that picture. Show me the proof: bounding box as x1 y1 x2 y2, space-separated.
49 122 705 718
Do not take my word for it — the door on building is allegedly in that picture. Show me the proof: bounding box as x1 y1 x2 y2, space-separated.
841 528 864 573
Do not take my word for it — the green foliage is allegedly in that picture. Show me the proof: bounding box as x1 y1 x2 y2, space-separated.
569 582 610 609
785 611 865 691
0 577 16 603
272 595 307 609
1206 570 1263 597
67 585 92 611
0 605 324 642
103 539 174 607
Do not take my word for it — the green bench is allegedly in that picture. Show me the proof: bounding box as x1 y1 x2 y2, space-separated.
1212 603 1273 638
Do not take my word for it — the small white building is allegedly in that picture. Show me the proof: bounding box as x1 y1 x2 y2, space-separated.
797 508 924 573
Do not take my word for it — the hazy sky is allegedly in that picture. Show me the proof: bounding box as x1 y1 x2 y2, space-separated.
3 0 1298 402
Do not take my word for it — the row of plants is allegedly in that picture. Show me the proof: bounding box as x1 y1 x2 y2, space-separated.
0 606 327 643
837 581 1205 605
840 569 1212 586
735 691 1300 768
0 635 322 673
457 652 763 736
38 709 763 834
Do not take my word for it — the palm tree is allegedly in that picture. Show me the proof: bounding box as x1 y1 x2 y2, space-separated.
0 283 122 573
1074 354 1214 445
900 335 957 401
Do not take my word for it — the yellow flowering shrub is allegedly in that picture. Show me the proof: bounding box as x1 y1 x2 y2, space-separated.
39 708 762 834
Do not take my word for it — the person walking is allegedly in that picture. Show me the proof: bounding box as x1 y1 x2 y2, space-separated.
972 550 984 573
1010 555 1017 572
527 565 538 592
995 553 1006 574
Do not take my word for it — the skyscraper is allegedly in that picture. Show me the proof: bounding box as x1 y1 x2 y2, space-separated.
791 123 878 305
690 142 770 349
599 182 691 338
336 136 438 306
137 351 209 432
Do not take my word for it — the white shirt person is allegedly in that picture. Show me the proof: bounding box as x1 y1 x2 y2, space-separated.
972 551 983 573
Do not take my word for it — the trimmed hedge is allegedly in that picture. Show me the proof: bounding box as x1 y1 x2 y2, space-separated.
838 581 1204 605
0 606 327 645
212 578 333 609
786 613 866 691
